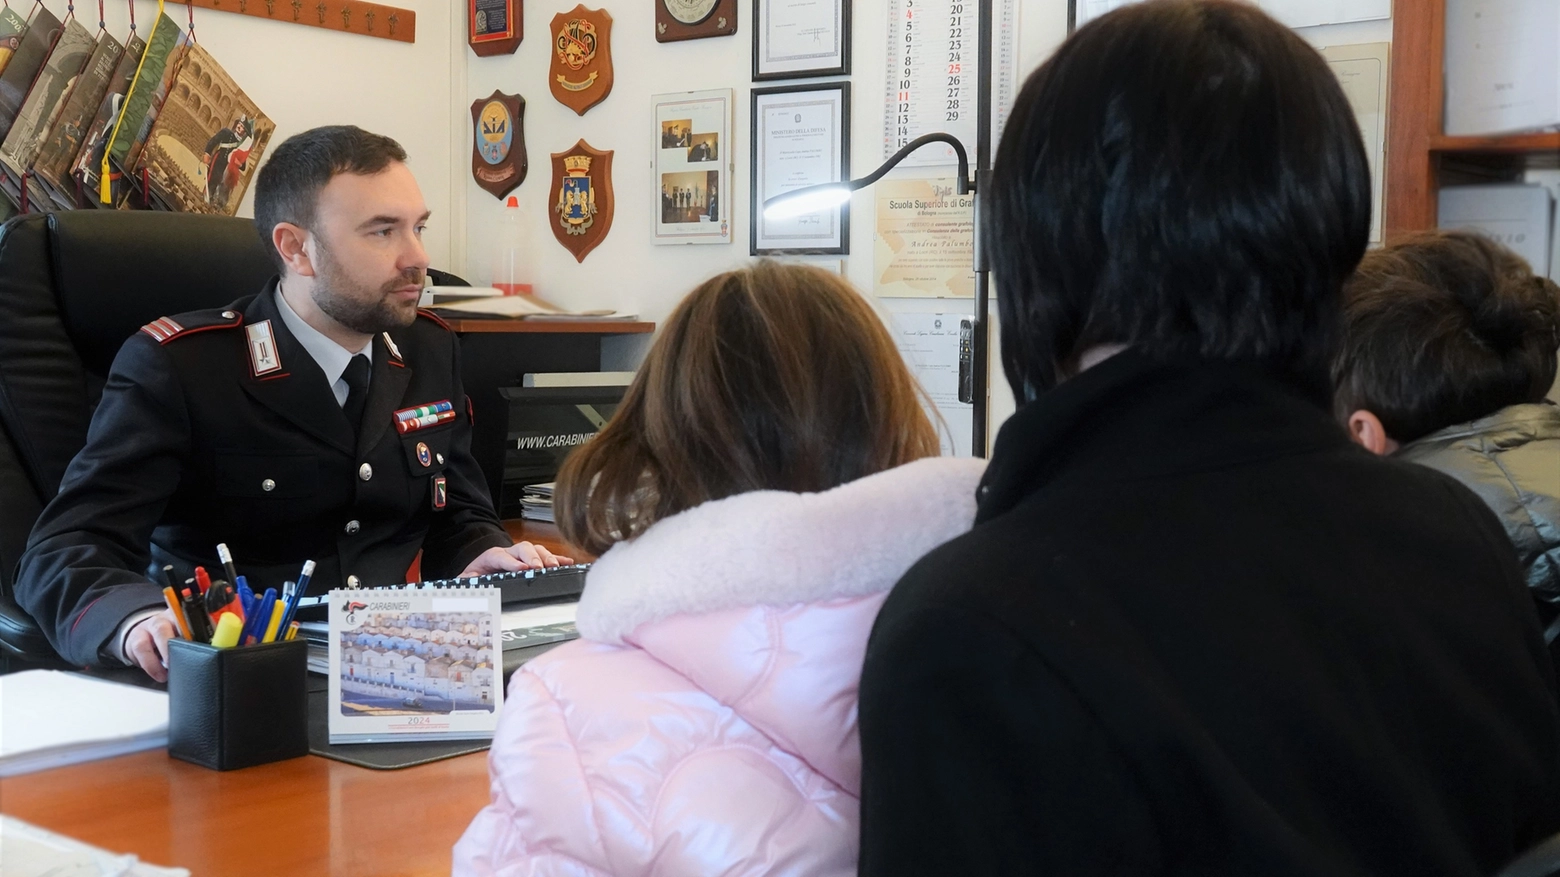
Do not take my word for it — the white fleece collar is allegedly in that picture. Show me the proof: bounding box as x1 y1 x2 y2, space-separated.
575 457 987 644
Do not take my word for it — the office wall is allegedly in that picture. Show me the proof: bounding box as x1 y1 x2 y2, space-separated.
99 0 465 269
460 1 1068 445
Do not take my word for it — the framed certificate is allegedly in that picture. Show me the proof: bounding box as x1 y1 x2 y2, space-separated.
654 89 733 245
752 0 850 80
750 82 850 255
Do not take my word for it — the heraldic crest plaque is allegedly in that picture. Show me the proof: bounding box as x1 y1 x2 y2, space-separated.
470 91 527 200
549 5 614 115
549 139 614 262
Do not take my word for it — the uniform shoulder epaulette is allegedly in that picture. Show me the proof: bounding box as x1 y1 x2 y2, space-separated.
416 308 452 331
140 308 244 344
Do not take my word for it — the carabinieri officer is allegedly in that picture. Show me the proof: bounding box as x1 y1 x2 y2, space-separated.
16 126 569 681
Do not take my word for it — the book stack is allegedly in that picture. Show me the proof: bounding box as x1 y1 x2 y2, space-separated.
519 482 556 523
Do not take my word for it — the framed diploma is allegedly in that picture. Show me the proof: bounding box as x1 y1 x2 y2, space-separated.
752 0 849 81
469 0 522 57
656 0 737 42
654 89 733 246
750 82 850 255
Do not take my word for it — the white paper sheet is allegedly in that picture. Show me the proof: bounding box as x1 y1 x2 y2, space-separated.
0 815 188 877
0 671 168 778
890 311 974 457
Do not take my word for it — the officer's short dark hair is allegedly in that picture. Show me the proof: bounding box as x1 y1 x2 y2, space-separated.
988 0 1371 400
1334 230 1560 443
253 125 408 271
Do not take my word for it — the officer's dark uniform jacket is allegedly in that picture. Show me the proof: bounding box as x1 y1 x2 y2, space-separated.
17 282 512 666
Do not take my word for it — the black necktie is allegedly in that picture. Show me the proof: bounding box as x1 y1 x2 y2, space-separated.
341 354 371 436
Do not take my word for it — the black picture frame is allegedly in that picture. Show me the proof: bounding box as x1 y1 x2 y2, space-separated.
751 0 851 81
749 81 851 256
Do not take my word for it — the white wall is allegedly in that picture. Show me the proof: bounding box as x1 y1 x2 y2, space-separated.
72 0 1396 451
461 0 1070 446
97 0 464 269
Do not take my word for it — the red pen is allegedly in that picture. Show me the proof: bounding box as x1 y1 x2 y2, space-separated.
194 566 212 595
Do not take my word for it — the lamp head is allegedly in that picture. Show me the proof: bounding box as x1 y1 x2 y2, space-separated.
762 184 852 219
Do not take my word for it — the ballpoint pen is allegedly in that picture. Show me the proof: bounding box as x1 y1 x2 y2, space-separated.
276 560 315 633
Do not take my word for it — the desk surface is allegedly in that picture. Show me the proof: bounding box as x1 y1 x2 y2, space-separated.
0 748 490 876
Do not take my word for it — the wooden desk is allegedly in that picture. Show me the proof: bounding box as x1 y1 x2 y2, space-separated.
0 748 490 876
0 521 587 876
444 318 655 335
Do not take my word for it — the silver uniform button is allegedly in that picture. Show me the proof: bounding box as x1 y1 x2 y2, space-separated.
262 478 276 492
346 575 360 587
435 453 445 465
221 310 237 319
359 463 373 481
344 520 361 534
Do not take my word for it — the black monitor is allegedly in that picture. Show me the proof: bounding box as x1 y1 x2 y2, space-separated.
495 385 625 518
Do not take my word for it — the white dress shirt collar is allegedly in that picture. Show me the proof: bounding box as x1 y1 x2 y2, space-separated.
274 286 372 408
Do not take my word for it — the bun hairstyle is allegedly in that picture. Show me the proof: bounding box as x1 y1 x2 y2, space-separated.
1334 230 1560 442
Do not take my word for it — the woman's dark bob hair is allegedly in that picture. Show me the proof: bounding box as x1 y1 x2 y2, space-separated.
988 0 1371 398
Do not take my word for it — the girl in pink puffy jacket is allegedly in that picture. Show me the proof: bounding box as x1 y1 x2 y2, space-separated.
454 261 985 877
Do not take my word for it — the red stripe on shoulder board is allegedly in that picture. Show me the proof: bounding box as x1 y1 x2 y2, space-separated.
416 308 451 331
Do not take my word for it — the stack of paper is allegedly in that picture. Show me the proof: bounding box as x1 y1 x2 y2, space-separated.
0 671 168 777
520 482 556 523
431 292 635 321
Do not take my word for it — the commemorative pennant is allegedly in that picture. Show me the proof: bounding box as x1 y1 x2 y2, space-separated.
470 91 527 200
548 5 614 116
549 139 615 263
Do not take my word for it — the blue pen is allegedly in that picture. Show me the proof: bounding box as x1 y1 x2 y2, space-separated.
277 559 315 633
235 576 259 642
245 587 277 645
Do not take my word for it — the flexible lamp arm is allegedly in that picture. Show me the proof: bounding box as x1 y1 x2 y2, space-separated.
856 133 972 194
762 133 973 217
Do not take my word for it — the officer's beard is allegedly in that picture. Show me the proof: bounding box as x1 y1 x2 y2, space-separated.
310 239 424 335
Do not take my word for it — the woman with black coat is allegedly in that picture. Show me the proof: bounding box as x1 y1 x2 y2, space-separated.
856 3 1560 875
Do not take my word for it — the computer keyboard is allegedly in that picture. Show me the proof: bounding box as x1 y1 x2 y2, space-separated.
398 564 589 606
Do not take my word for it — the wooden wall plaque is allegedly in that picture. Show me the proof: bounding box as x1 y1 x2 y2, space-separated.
655 0 736 42
548 5 613 116
470 91 526 200
549 139 613 262
468 0 521 56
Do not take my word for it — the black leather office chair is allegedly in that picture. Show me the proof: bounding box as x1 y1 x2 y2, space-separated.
0 211 276 667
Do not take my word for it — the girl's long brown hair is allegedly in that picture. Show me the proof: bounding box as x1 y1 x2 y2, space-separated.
556 260 940 556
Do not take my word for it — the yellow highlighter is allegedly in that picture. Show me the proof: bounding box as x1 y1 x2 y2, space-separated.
261 599 286 643
210 613 243 648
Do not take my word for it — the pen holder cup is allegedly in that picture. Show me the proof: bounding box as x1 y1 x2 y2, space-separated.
167 638 309 771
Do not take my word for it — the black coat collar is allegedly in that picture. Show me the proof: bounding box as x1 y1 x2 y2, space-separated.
977 350 1353 524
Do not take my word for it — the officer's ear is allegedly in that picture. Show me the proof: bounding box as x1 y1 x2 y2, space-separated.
272 221 318 278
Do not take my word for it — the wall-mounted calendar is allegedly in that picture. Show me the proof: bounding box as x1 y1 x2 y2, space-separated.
883 0 1019 168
